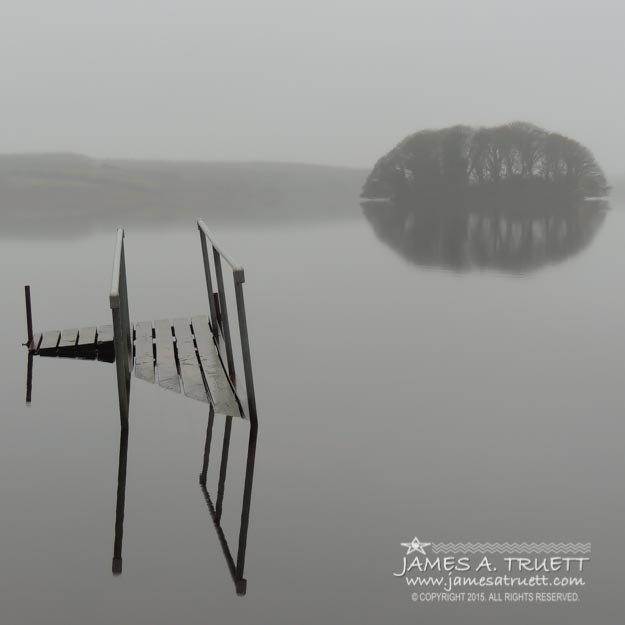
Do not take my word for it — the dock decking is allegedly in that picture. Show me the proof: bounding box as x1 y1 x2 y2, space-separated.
30 325 114 360
27 315 241 417
24 220 256 425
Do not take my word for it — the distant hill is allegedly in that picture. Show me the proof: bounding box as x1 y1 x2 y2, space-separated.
0 153 367 236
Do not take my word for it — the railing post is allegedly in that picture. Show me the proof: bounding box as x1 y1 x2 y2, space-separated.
110 229 131 428
111 305 129 428
24 285 33 345
199 228 219 336
119 241 131 373
234 271 257 422
213 248 236 379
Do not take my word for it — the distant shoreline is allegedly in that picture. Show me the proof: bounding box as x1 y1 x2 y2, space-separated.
0 153 369 237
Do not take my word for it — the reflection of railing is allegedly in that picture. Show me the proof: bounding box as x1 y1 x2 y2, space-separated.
112 426 129 575
199 407 258 595
198 219 257 421
109 228 132 427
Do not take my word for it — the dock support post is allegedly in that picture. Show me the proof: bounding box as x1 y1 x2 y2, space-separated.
24 285 33 345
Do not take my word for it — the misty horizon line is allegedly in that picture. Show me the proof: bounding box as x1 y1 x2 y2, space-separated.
1 150 624 179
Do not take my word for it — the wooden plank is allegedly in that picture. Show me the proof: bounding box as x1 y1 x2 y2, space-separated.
77 326 97 348
29 333 42 352
39 330 60 352
173 318 208 403
192 316 241 416
97 324 115 361
58 328 79 351
134 321 155 383
154 319 180 393
97 325 114 345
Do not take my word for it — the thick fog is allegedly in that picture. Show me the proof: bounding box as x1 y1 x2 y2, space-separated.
1 0 623 173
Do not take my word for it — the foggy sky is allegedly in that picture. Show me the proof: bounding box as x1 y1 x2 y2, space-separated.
1 0 624 173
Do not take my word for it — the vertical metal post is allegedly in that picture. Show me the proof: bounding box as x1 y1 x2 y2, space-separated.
111 305 130 428
199 229 219 335
235 419 258 593
24 285 33 345
119 241 132 378
112 426 129 575
234 273 257 422
215 415 233 523
110 229 130 429
199 405 215 486
213 249 236 379
26 352 34 404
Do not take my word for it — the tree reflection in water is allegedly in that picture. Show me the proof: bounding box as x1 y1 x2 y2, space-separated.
363 194 609 273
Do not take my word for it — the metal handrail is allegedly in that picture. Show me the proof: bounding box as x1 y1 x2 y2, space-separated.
198 219 245 282
197 219 257 422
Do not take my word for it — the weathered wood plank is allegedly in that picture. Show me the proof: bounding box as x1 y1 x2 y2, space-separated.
154 319 180 393
96 324 115 361
173 318 208 403
58 328 79 351
77 326 97 348
192 315 241 416
134 321 155 383
39 330 60 352
29 333 42 352
97 325 114 345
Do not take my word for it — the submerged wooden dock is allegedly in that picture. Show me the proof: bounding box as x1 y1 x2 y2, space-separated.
24 220 257 425
22 221 258 593
28 316 241 416
28 324 114 360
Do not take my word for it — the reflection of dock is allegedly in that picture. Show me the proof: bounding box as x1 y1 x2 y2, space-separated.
22 220 259 591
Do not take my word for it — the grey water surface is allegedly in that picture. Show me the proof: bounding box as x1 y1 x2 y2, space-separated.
0 201 623 624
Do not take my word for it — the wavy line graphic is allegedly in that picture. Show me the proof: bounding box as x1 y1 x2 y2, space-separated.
431 543 591 554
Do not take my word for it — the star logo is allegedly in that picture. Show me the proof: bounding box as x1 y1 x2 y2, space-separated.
401 537 431 555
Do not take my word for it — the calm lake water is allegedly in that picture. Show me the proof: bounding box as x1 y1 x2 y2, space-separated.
1 205 624 624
